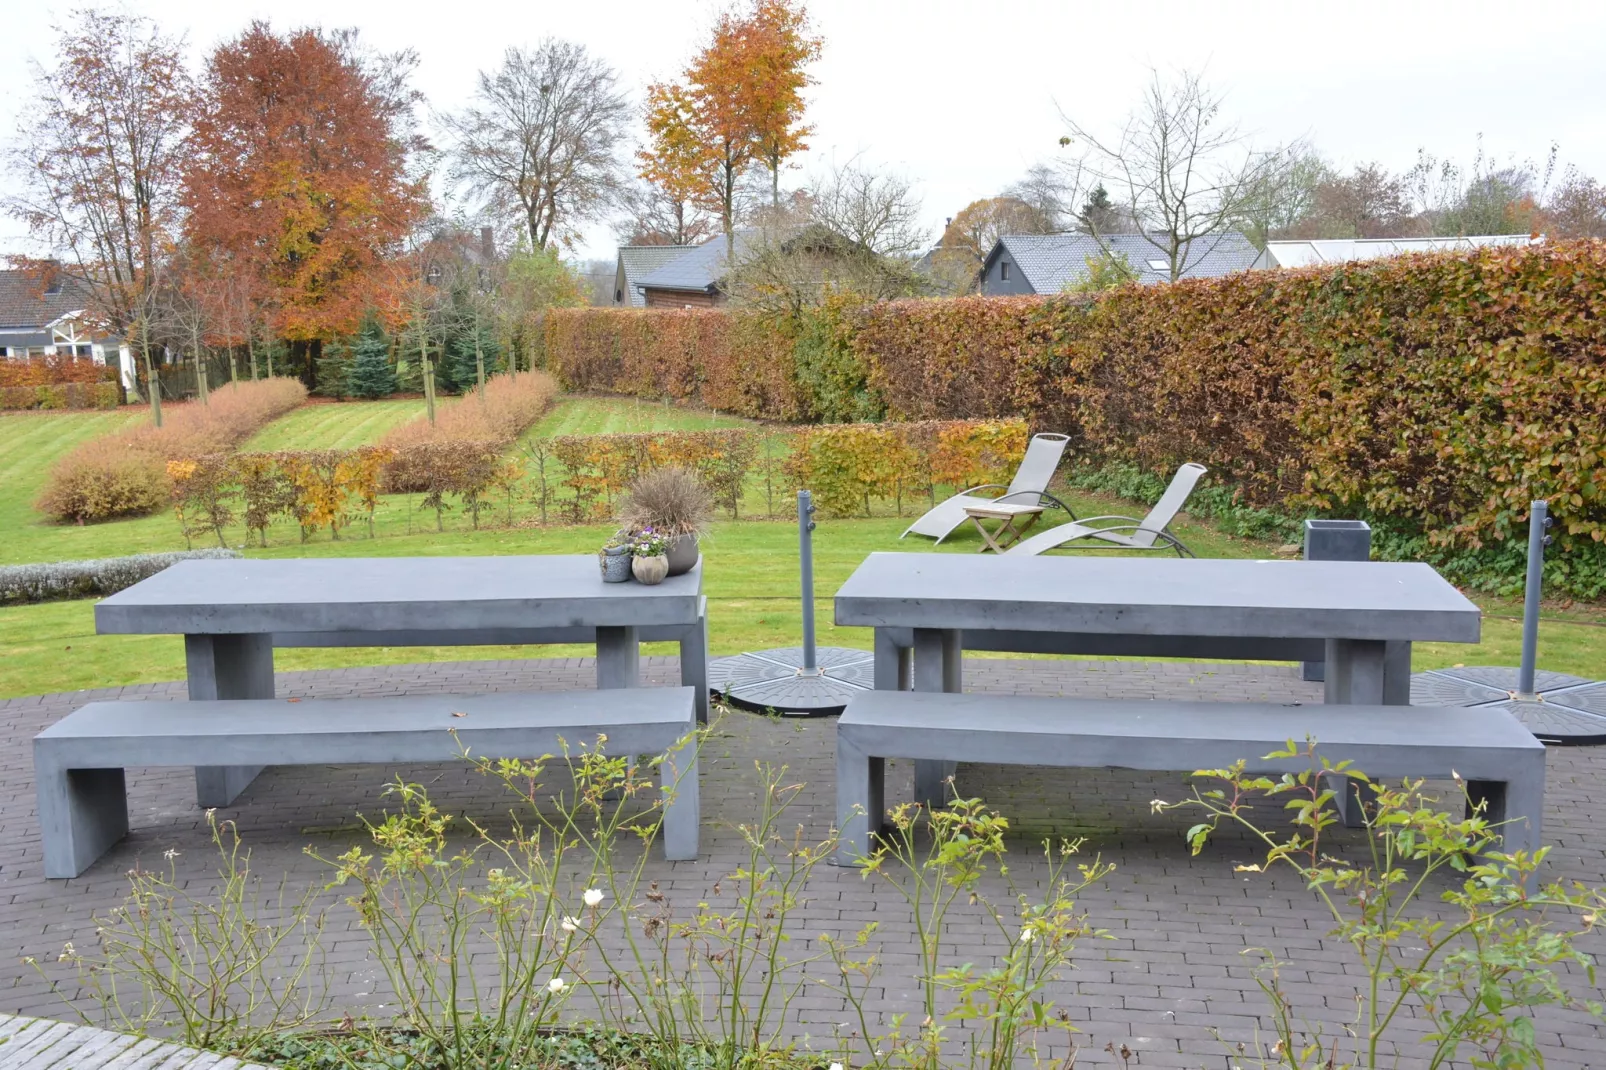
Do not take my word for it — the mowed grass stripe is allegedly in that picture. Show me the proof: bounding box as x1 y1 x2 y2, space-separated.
244 399 423 451
0 410 143 515
526 396 758 440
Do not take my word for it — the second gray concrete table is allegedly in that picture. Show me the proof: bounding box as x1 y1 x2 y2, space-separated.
835 553 1482 804
96 555 707 806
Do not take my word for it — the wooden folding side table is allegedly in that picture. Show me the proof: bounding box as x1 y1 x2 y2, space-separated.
962 502 1044 552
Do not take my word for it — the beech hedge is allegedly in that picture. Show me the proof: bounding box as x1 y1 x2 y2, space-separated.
545 241 1606 595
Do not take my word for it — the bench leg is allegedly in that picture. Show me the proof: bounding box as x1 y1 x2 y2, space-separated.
834 733 883 867
1470 756 1546 863
35 750 127 879
658 733 700 861
186 634 274 807
912 629 961 808
678 612 710 724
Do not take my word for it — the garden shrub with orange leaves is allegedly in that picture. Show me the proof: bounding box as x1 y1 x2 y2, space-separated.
37 377 308 523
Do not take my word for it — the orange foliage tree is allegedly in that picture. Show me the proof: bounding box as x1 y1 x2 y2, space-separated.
182 23 430 385
639 0 821 249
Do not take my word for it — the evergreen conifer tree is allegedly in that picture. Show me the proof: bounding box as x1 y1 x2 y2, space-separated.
347 318 399 398
314 340 351 399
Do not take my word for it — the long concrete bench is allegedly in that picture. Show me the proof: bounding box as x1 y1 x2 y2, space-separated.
833 690 1544 866
35 688 700 879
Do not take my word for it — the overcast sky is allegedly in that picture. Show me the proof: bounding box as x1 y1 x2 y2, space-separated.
3 0 1603 265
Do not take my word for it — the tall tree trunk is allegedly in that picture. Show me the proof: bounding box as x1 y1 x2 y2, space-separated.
192 320 209 406
247 331 258 379
140 317 161 427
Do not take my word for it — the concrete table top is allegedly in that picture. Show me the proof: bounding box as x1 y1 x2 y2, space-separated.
97 555 704 635
834 553 1480 643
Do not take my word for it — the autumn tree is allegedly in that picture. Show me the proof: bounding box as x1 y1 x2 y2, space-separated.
443 40 630 250
639 0 821 253
4 10 193 414
182 22 430 386
940 196 1053 268
1546 168 1606 239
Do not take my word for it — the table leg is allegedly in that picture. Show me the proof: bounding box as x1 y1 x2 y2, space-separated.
1326 638 1387 826
678 611 710 724
596 626 640 690
185 634 274 807
912 628 962 808
873 628 911 691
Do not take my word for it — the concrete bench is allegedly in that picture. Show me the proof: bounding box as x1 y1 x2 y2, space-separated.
36 688 701 878
834 690 1544 866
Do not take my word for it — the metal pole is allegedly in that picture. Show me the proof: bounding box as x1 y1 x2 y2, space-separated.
1518 500 1550 697
799 489 818 673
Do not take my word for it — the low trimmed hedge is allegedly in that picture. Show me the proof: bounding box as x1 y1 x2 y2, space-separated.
0 382 121 410
0 549 241 606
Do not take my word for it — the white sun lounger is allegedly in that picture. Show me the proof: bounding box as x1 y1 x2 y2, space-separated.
901 432 1072 544
1006 463 1207 557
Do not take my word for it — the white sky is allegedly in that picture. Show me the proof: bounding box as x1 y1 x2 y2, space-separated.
4 0 1604 265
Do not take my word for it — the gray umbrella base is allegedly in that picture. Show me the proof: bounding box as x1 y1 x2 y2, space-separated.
708 646 875 716
1412 665 1606 745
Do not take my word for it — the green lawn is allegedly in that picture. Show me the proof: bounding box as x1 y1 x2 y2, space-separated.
6 399 1606 698
527 395 758 439
242 399 423 451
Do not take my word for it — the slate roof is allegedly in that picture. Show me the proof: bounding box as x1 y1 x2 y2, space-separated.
1254 234 1536 269
635 231 757 294
617 245 693 306
986 232 1260 291
0 267 92 329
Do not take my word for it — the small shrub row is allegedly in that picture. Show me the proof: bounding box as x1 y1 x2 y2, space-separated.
0 355 116 387
36 378 309 524
170 444 520 546
0 548 240 606
784 418 1029 517
545 428 759 523
0 382 122 410
379 371 558 451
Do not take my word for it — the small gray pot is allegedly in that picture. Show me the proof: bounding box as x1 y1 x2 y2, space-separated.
599 545 632 583
665 534 700 576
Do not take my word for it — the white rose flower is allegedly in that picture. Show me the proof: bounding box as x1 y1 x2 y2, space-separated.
1019 925 1034 942
547 977 568 994
583 888 604 907
829 1063 844 1070
560 916 580 933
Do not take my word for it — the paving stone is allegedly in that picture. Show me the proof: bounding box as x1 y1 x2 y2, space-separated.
1 654 1603 1066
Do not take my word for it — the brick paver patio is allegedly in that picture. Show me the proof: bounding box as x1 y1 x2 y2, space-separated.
2 656 1603 1067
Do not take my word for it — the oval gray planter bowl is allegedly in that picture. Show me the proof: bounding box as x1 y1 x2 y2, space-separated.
666 534 700 576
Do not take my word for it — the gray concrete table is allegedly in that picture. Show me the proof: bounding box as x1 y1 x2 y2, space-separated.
835 553 1482 803
97 555 707 806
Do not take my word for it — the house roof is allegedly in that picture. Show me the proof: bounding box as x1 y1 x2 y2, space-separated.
1254 234 1537 269
617 245 693 306
0 267 94 329
986 232 1260 292
635 231 757 294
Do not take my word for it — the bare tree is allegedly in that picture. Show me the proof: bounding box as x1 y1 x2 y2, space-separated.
1059 68 1292 280
611 178 717 247
443 40 630 250
1006 162 1081 233
1232 144 1328 248
1547 167 1606 239
4 11 192 364
807 160 928 257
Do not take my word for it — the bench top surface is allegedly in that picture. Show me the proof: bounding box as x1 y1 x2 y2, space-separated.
39 688 696 741
96 556 703 635
835 553 1480 643
840 690 1541 752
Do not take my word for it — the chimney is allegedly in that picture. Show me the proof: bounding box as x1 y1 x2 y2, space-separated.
480 226 495 262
